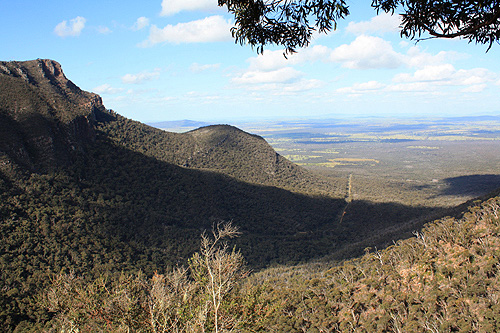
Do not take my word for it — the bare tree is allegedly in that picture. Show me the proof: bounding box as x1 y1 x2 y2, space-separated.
189 221 247 333
148 221 247 332
45 222 247 332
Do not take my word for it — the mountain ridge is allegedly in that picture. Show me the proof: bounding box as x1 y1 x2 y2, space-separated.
0 59 104 172
0 59 486 331
98 113 341 195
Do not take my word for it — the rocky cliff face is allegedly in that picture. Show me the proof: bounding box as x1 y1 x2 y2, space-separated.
0 59 105 172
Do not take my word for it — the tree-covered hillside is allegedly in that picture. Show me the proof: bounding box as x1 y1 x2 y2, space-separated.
40 194 500 332
229 196 500 332
0 59 469 331
98 113 340 196
0 59 102 173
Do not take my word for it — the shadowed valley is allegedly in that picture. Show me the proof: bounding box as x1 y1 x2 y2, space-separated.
1 60 499 331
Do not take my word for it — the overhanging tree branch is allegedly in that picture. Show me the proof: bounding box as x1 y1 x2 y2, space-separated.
219 0 500 53
374 0 500 52
218 0 349 54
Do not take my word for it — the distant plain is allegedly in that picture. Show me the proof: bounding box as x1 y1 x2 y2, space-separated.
156 115 500 208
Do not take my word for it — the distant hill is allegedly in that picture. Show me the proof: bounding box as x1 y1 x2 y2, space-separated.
102 116 338 195
0 59 453 331
186 125 313 189
148 119 209 130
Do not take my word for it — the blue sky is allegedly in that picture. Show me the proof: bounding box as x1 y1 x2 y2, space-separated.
2 0 500 123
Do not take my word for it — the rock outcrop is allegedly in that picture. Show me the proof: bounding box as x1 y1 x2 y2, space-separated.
0 59 105 172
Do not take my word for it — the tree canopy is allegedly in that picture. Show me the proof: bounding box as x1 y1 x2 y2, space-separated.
218 0 500 53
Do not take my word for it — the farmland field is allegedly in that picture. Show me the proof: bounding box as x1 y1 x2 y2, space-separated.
236 116 500 208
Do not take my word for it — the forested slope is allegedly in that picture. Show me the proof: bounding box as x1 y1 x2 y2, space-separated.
98 113 340 196
229 196 500 332
0 59 102 173
39 193 500 332
0 59 454 331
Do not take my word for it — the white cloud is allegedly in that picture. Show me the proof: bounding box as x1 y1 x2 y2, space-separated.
387 82 434 92
337 81 385 94
394 65 496 89
232 67 303 85
330 35 403 69
97 26 112 34
133 17 150 30
282 79 324 92
293 45 332 63
161 0 219 16
403 47 454 68
190 63 220 73
395 46 491 89
394 64 456 82
139 16 232 46
54 16 86 37
232 46 329 93
93 84 124 95
336 69 492 96
231 78 323 93
122 69 161 84
356 81 385 90
461 84 487 93
346 13 401 35
182 91 223 104
247 45 331 71
247 50 290 71
453 68 495 85
399 40 410 48
383 63 496 95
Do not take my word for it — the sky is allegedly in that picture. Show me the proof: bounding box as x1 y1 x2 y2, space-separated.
2 0 500 123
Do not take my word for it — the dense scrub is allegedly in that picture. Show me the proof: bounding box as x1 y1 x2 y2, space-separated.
0 124 441 330
43 223 246 333
33 196 500 332
1 60 488 331
231 196 500 332
98 113 340 197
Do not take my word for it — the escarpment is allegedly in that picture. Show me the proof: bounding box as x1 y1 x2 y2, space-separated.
0 59 106 171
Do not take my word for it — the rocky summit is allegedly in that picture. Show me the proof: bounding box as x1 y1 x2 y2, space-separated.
0 59 105 172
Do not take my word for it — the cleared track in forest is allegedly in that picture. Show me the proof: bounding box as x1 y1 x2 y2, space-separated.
340 173 353 223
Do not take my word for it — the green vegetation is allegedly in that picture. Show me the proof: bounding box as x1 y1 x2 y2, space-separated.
0 113 447 330
2 59 500 331
38 196 500 332
219 0 500 54
100 116 339 196
229 196 500 331
44 222 246 332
